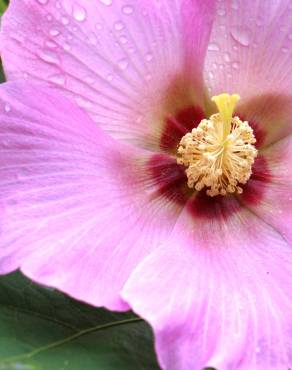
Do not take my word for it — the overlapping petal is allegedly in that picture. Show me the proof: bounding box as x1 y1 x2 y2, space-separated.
0 82 182 311
1 0 215 149
205 0 292 98
241 135 292 245
204 0 292 148
123 196 292 369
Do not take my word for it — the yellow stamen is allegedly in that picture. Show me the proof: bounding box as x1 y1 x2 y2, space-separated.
177 93 258 197
211 93 240 139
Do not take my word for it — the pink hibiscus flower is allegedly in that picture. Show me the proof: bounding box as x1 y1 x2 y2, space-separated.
0 0 292 369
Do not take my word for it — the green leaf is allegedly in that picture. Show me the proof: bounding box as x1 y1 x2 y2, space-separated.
0 272 160 370
0 0 7 16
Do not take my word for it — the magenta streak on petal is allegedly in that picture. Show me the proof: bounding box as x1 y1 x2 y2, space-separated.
241 155 272 206
160 105 205 152
236 113 267 149
147 154 190 206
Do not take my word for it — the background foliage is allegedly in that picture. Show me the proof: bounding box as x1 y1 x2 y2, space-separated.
0 273 159 370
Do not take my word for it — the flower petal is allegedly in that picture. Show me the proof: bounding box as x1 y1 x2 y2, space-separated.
1 0 215 149
0 82 181 311
241 134 292 245
123 196 292 369
205 0 292 98
235 94 292 148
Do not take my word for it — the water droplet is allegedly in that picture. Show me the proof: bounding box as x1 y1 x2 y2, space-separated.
61 16 69 25
231 26 251 46
282 47 288 53
231 0 239 10
49 73 65 85
45 40 57 48
145 52 153 62
232 61 239 69
72 4 87 22
36 0 48 4
99 0 112 5
208 71 214 79
4 103 11 112
145 73 152 81
212 62 218 70
118 58 129 70
128 47 136 54
208 42 220 51
217 8 225 16
49 28 60 37
96 23 103 31
63 42 71 51
119 35 128 44
85 76 95 84
114 21 125 31
223 52 231 62
107 74 114 81
38 49 60 64
122 5 134 15
75 96 93 109
47 14 53 21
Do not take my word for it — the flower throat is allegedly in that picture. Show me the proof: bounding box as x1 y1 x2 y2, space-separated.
177 93 258 197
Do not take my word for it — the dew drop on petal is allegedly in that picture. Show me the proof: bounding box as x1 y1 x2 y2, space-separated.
122 5 134 15
36 0 48 4
119 36 128 44
231 0 239 10
49 28 60 37
208 42 220 51
217 8 226 16
63 42 71 51
232 61 240 69
45 40 57 48
223 52 231 62
72 4 87 22
4 103 11 113
85 76 95 84
99 0 112 5
231 26 251 46
145 52 153 62
49 73 65 85
38 49 60 64
114 21 125 31
118 58 129 70
61 16 70 25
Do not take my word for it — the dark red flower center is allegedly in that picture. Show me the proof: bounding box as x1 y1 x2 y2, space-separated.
147 104 272 220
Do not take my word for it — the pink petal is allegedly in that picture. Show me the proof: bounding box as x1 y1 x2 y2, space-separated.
123 196 292 369
205 0 292 99
241 134 292 245
0 82 181 311
1 0 215 149
235 94 292 148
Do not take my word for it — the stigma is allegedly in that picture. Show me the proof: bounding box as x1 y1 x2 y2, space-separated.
177 93 258 197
